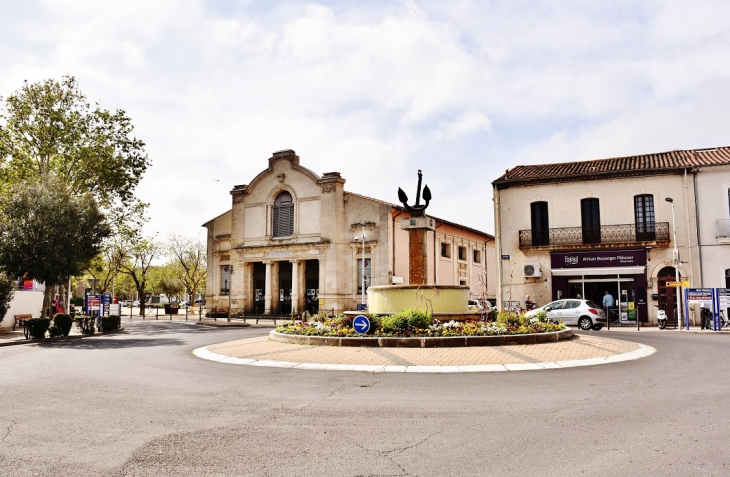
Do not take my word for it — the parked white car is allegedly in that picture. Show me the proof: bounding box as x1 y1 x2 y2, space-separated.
525 299 606 330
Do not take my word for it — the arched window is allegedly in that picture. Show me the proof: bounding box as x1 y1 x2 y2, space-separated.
273 191 294 237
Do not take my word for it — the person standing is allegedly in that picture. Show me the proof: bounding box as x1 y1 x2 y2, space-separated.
603 290 615 322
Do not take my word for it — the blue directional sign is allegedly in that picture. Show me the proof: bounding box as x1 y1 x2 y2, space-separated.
353 315 370 334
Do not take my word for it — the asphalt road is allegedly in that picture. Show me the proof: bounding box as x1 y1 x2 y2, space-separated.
0 321 728 476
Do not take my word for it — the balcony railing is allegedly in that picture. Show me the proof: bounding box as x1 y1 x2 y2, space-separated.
718 219 730 239
519 222 670 250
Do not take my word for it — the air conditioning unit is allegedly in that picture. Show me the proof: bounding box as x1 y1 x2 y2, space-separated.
523 263 541 278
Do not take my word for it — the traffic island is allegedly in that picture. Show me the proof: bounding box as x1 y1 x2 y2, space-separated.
193 333 655 373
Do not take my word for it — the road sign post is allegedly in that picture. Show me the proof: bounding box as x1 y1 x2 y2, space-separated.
353 315 371 334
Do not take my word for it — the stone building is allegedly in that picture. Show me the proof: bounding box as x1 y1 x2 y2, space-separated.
492 146 730 325
203 150 495 315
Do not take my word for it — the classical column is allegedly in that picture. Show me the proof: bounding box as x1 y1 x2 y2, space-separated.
290 259 300 314
264 260 272 314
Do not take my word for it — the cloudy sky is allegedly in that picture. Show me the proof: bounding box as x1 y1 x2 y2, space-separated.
2 0 729 239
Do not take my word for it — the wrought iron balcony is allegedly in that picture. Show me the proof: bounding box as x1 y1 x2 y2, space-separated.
717 219 730 239
519 222 670 250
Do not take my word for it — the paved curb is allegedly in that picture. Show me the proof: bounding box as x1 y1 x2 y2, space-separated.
268 328 573 347
0 327 125 348
192 341 656 373
196 321 252 328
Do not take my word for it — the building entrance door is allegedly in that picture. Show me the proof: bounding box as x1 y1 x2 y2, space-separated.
253 262 265 314
658 266 680 323
278 261 292 314
305 259 319 314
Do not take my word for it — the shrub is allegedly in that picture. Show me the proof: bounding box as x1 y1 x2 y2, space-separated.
70 296 84 306
52 313 73 336
381 314 409 333
496 311 527 327
100 315 121 332
25 318 50 339
487 308 498 321
406 308 431 329
534 310 548 323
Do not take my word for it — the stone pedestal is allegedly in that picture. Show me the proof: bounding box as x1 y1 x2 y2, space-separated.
401 215 435 285
408 229 428 285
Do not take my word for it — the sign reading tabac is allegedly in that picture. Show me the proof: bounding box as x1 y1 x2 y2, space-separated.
551 249 646 269
666 281 690 287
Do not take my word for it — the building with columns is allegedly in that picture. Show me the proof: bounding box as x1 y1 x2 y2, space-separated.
203 149 495 316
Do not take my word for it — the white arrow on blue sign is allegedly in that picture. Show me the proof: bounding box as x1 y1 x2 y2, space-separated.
353 315 370 334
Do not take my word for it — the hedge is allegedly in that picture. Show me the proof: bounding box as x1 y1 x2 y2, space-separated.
25 318 50 339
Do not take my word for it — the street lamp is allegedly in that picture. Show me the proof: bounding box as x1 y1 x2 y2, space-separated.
359 222 367 306
665 197 682 329
227 264 234 322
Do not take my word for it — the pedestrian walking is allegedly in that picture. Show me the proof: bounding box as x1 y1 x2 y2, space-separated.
603 290 614 323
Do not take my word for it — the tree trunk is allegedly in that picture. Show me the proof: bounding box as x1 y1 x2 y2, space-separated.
42 285 53 318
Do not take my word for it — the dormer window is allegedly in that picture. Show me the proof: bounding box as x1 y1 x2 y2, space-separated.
273 191 294 237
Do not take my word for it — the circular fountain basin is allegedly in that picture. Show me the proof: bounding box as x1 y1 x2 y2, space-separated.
367 284 477 321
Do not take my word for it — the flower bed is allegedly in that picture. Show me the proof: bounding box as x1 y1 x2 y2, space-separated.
275 309 564 338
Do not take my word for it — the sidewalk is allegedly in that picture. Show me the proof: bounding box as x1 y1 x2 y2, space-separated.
600 325 729 333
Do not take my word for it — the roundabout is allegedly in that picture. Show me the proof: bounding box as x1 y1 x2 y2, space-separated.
193 333 655 372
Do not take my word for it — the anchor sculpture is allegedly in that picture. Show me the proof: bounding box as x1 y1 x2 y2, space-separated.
398 170 431 217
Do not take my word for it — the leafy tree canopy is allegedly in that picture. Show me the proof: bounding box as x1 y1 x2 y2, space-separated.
0 176 111 288
0 76 150 209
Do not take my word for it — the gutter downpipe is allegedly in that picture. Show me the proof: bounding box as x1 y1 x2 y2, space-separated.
684 168 696 325
433 221 443 285
391 209 403 280
494 185 503 311
693 169 704 287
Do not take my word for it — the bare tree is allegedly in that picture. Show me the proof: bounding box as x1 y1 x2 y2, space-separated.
167 234 207 307
116 236 158 316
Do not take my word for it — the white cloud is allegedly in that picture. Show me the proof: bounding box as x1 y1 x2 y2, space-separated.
2 0 729 239
437 111 492 139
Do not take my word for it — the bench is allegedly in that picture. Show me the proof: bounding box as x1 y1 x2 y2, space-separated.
13 314 32 331
207 307 229 319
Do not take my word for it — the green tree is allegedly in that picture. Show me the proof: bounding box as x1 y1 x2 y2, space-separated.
167 234 207 306
0 177 110 316
149 263 185 301
0 272 15 324
0 76 150 211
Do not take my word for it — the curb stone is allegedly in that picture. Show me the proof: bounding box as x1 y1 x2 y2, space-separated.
192 341 657 373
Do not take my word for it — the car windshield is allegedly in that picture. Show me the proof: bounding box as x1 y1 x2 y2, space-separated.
586 300 601 309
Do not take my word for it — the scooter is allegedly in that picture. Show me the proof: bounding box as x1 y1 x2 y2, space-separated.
655 304 668 330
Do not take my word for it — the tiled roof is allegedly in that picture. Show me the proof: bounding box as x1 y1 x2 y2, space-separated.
346 191 494 239
493 146 730 189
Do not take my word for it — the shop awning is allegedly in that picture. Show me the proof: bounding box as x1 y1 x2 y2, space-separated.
551 266 646 276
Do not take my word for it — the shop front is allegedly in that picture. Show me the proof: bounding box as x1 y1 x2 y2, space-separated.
550 249 648 324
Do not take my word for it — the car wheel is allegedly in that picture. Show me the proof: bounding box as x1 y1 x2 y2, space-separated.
592 323 603 331
578 317 593 330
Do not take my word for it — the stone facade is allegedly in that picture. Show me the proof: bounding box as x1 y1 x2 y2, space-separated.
203 150 495 316
493 147 730 325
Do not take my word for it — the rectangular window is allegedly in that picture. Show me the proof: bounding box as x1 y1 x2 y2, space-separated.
473 249 481 263
220 265 231 296
581 198 601 244
357 258 371 294
458 246 466 261
441 242 451 258
634 195 656 241
530 201 550 246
